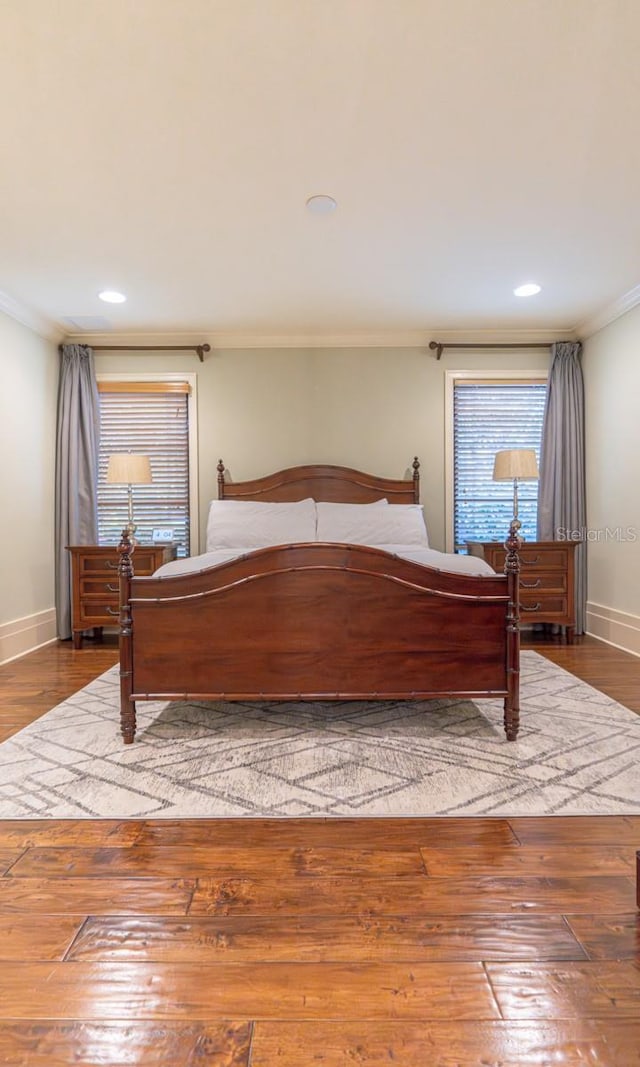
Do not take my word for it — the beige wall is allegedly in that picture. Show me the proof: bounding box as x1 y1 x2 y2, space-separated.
582 307 640 650
0 311 58 659
95 345 550 552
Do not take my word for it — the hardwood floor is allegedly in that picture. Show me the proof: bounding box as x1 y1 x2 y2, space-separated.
0 634 639 1065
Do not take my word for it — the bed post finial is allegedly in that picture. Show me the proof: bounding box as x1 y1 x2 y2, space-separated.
412 456 420 503
117 529 136 744
217 458 226 500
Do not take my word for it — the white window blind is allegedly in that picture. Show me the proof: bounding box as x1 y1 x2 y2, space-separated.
97 383 190 556
453 380 547 551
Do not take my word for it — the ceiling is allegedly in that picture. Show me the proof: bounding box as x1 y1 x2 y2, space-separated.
2 0 640 344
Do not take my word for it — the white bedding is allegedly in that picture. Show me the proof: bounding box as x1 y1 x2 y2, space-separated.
154 543 495 579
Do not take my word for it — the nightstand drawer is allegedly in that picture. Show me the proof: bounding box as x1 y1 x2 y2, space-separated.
520 595 568 616
489 547 570 571
520 547 569 570
78 548 164 577
519 572 568 595
77 600 119 626
81 578 120 597
79 553 121 576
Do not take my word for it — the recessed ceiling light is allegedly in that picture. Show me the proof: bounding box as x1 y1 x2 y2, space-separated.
514 283 541 297
306 194 337 215
98 290 127 304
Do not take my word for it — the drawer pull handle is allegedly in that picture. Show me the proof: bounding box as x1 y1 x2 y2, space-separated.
105 560 119 570
522 555 541 565
520 578 541 589
105 607 120 617
521 602 542 612
105 583 119 593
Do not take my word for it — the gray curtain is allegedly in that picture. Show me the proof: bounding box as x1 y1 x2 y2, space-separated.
55 344 100 639
537 341 586 633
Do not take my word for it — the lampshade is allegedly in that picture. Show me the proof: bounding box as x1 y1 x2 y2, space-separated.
492 449 539 482
107 453 152 485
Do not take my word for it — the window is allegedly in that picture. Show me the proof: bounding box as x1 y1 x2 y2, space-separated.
452 378 547 551
97 380 192 556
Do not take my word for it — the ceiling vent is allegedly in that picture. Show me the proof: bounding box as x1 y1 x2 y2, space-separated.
61 315 113 331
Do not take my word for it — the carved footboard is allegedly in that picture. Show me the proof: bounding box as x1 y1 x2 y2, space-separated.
117 537 520 744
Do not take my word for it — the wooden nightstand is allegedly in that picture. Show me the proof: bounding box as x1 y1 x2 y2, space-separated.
466 539 580 643
67 544 177 649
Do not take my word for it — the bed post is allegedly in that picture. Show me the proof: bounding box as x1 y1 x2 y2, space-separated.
217 458 226 500
117 529 136 744
504 518 521 741
412 456 420 503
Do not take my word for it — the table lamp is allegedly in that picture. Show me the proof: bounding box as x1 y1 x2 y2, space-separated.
492 449 539 534
106 453 152 540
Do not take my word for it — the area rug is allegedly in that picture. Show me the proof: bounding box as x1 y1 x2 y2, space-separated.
1 651 639 818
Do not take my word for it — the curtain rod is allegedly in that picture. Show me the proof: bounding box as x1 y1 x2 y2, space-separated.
58 343 211 362
429 341 551 361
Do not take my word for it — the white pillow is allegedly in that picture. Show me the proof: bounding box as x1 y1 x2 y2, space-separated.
206 498 316 550
316 501 429 546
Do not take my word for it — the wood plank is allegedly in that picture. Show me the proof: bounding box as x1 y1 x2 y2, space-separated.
0 1021 252 1066
66 913 588 963
0 725 25 742
122 817 519 850
0 961 500 1020
508 816 640 846
0 849 23 875
564 913 640 960
0 916 85 961
487 961 640 1018
0 878 194 915
0 821 144 848
251 1018 640 1067
0 704 51 722
188 874 636 917
4 814 635 852
420 844 637 877
8 845 425 879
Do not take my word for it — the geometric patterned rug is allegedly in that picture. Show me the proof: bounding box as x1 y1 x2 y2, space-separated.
1 651 639 818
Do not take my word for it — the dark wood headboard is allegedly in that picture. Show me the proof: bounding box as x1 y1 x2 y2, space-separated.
217 459 420 504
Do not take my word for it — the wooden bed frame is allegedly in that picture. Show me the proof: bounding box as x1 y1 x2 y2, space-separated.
116 459 521 744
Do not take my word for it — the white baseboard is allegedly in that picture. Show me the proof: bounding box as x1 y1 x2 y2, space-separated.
0 608 58 666
586 601 640 658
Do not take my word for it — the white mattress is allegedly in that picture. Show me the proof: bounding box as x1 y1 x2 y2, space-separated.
153 543 495 579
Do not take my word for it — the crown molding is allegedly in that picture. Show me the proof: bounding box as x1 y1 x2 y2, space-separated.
577 282 640 339
421 328 576 345
62 329 437 349
5 293 635 348
0 289 62 343
60 326 577 350
208 331 431 348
